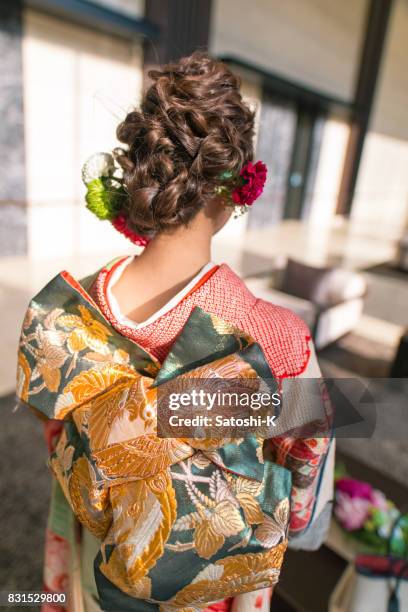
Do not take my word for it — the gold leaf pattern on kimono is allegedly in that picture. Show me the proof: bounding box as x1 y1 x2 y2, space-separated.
38 363 61 393
60 445 75 472
83 351 111 363
113 349 130 364
191 452 211 470
123 377 157 427
73 373 155 448
209 313 247 340
221 473 265 525
50 458 71 503
31 325 68 392
190 563 224 584
55 366 130 421
194 519 224 560
274 497 290 527
108 471 177 583
93 435 194 481
199 449 226 467
129 576 152 600
16 350 31 401
68 456 111 539
234 475 264 497
254 498 289 548
256 439 265 464
161 543 287 609
236 492 264 525
41 338 66 364
85 384 131 451
35 324 66 351
177 353 258 388
254 517 282 548
98 537 153 600
109 481 148 547
148 471 172 495
219 543 287 577
57 305 112 355
62 363 134 405
210 500 245 538
54 391 75 419
213 473 239 506
43 307 65 331
67 330 87 353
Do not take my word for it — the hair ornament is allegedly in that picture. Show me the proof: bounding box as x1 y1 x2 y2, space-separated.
81 152 150 246
82 152 267 237
216 160 267 216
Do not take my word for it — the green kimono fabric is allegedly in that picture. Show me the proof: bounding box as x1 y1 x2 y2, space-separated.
16 270 291 611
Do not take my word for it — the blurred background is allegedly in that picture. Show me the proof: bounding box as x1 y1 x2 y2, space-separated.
1 1 407 610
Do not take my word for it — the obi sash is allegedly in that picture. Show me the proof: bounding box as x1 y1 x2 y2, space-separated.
16 270 293 611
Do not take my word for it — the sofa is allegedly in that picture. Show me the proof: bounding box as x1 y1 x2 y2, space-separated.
245 259 367 350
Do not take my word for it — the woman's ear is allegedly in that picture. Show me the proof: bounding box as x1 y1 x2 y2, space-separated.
204 196 233 234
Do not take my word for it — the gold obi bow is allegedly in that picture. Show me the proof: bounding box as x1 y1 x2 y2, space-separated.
16 269 291 610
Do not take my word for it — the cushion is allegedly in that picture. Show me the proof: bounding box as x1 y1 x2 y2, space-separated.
323 268 367 304
280 259 366 308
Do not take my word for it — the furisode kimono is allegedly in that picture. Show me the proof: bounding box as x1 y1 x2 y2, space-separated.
16 257 334 612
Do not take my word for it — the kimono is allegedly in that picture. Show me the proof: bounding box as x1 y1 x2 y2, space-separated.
16 256 334 612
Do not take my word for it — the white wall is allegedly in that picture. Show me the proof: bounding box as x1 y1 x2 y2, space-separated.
351 0 408 239
22 9 144 259
370 0 408 141
210 0 367 101
308 119 350 226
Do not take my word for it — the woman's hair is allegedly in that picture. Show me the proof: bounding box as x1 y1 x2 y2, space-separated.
115 52 255 234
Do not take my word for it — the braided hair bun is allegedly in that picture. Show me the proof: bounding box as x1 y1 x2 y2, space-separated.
114 53 255 235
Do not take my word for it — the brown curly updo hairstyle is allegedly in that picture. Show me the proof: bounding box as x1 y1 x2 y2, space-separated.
114 52 255 235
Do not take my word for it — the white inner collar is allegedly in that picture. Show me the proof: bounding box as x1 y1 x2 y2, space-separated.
106 256 216 330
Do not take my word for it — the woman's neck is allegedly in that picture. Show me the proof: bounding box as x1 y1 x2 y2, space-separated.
139 219 212 277
110 211 213 322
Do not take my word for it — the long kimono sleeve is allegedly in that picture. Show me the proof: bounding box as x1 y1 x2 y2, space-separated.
267 342 334 550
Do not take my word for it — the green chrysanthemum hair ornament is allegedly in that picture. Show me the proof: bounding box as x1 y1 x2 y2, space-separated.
81 152 150 246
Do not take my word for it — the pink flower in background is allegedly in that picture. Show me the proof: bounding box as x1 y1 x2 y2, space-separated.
335 491 371 531
334 474 405 552
232 161 267 205
370 489 389 512
336 477 373 500
335 477 391 531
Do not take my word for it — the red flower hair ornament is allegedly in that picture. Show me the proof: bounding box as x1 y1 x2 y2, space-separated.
216 160 267 216
232 161 268 206
82 153 267 244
